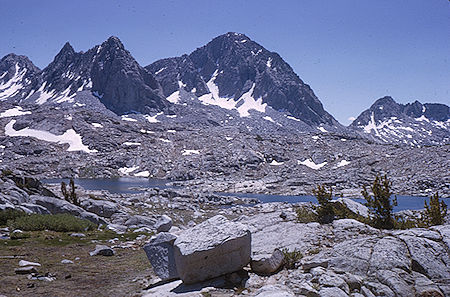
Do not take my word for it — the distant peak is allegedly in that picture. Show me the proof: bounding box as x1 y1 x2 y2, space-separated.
373 96 396 106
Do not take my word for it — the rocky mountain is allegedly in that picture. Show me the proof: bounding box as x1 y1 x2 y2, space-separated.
146 32 339 127
1 37 168 115
350 96 450 145
0 54 41 100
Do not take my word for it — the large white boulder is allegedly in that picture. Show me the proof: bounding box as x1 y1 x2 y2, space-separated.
173 215 251 284
143 232 179 281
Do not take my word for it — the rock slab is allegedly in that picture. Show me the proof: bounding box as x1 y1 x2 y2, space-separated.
174 215 251 284
89 245 114 256
251 249 284 275
143 232 178 281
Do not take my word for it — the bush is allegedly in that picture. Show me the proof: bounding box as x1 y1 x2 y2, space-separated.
8 213 96 232
424 192 448 226
362 175 397 229
295 205 318 223
313 185 335 224
0 209 27 226
281 248 303 269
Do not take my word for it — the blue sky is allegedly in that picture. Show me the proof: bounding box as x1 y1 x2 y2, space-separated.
1 0 449 124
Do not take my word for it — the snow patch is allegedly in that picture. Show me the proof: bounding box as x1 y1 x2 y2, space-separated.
298 159 327 170
236 84 266 117
266 57 272 68
123 142 141 146
121 115 138 122
134 171 150 177
263 116 275 123
145 112 163 123
0 107 31 118
287 115 302 122
154 67 167 75
159 138 171 143
269 160 284 166
166 91 180 104
5 119 96 153
118 166 139 175
91 123 103 128
182 149 200 156
317 126 328 133
336 160 350 168
0 64 27 100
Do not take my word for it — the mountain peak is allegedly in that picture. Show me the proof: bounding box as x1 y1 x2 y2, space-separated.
61 42 75 53
104 36 124 49
373 96 396 106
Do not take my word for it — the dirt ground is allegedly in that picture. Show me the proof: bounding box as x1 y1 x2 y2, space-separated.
0 231 155 297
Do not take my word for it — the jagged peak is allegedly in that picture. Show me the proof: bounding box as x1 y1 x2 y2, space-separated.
61 42 75 53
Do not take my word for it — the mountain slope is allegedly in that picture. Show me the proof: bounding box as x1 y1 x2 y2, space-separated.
350 96 450 145
146 32 339 127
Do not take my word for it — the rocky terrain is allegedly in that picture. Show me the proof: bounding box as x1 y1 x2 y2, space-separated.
0 33 448 198
1 173 449 296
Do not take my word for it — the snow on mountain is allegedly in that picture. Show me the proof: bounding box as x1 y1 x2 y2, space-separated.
350 96 449 145
146 32 340 128
0 37 168 115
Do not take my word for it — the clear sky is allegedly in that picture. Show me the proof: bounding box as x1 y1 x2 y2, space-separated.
1 0 449 124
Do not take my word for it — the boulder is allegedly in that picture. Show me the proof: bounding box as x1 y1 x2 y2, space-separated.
174 215 251 284
19 203 50 214
334 198 370 218
80 199 118 218
154 215 172 233
143 232 179 281
19 260 41 267
124 215 156 228
30 195 105 225
89 245 114 256
251 249 284 274
15 266 37 274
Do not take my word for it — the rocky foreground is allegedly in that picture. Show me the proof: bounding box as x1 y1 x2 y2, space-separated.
1 173 449 296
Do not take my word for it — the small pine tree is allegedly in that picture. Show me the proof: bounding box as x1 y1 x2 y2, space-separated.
61 178 79 206
362 175 397 229
61 181 69 202
313 185 335 224
424 192 447 226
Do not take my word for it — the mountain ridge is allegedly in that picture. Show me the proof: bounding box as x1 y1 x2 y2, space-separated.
350 96 449 145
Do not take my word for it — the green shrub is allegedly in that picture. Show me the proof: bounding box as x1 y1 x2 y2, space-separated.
295 205 318 223
393 215 426 230
0 209 27 226
8 213 96 232
313 185 335 224
282 248 303 269
362 175 397 229
424 192 448 226
332 201 370 224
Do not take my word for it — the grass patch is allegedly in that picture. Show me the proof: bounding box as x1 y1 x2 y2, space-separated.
8 213 97 232
0 209 27 226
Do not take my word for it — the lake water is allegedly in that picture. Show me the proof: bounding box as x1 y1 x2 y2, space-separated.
43 178 449 212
